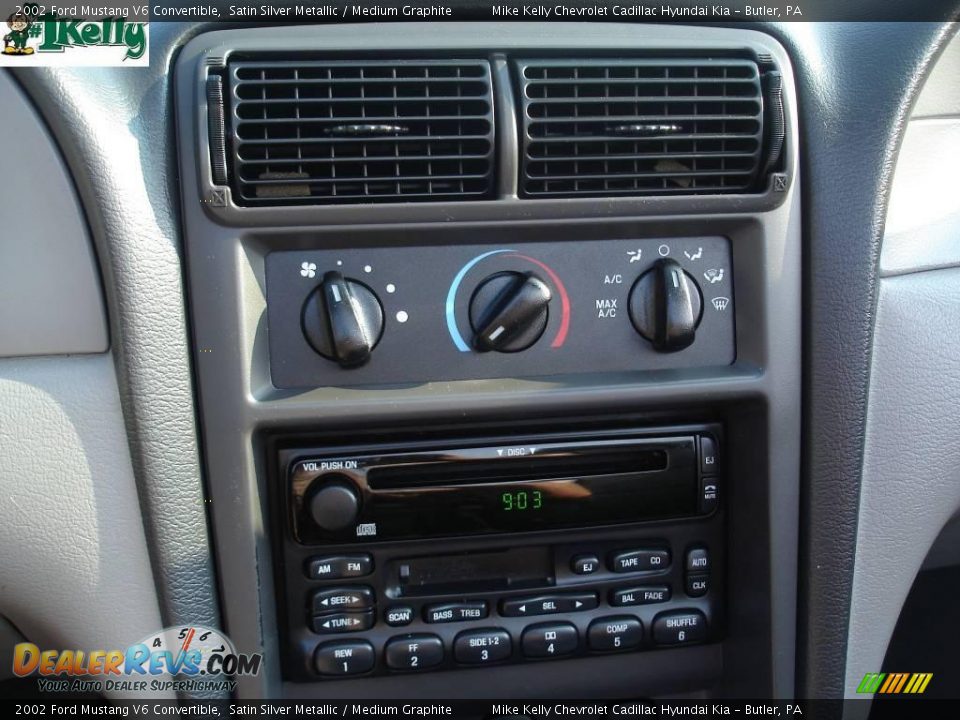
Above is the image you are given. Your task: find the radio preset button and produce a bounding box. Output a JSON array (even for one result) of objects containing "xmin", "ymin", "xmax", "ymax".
[
  {"xmin": 384, "ymin": 634, "xmax": 444, "ymax": 671},
  {"xmin": 454, "ymin": 628, "xmax": 512, "ymax": 665},
  {"xmin": 521, "ymin": 622, "xmax": 578, "ymax": 658},
  {"xmin": 587, "ymin": 616, "xmax": 644, "ymax": 652},
  {"xmin": 500, "ymin": 592, "xmax": 598, "ymax": 617},
  {"xmin": 571, "ymin": 554, "xmax": 600, "ymax": 575},
  {"xmin": 311, "ymin": 586, "xmax": 374, "ymax": 614},
  {"xmin": 385, "ymin": 606, "xmax": 415, "ymax": 627},
  {"xmin": 310, "ymin": 610, "xmax": 374, "ymax": 634},
  {"xmin": 686, "ymin": 574, "xmax": 710, "ymax": 597},
  {"xmin": 424, "ymin": 601, "xmax": 488, "ymax": 624},
  {"xmin": 306, "ymin": 554, "xmax": 373, "ymax": 580},
  {"xmin": 652, "ymin": 610, "xmax": 708, "ymax": 646},
  {"xmin": 610, "ymin": 585, "xmax": 672, "ymax": 606},
  {"xmin": 609, "ymin": 549, "xmax": 671, "ymax": 573},
  {"xmin": 314, "ymin": 640, "xmax": 376, "ymax": 676}
]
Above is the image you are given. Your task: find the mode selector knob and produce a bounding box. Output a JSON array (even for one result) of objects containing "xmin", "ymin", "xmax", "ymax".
[
  {"xmin": 309, "ymin": 475, "xmax": 361, "ymax": 532},
  {"xmin": 302, "ymin": 271, "xmax": 384, "ymax": 368},
  {"xmin": 469, "ymin": 271, "xmax": 552, "ymax": 352},
  {"xmin": 629, "ymin": 258, "xmax": 703, "ymax": 352}
]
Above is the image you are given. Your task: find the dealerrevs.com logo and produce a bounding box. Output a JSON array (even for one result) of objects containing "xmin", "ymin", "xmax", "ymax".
[
  {"xmin": 12, "ymin": 626, "xmax": 261, "ymax": 694},
  {"xmin": 1, "ymin": 3, "xmax": 148, "ymax": 66}
]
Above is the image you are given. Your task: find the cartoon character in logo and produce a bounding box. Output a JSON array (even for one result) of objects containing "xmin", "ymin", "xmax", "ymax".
[{"xmin": 3, "ymin": 11, "xmax": 35, "ymax": 55}]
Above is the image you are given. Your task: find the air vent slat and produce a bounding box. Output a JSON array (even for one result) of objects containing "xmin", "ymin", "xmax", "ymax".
[
  {"xmin": 516, "ymin": 58, "xmax": 765, "ymax": 198},
  {"xmin": 229, "ymin": 59, "xmax": 495, "ymax": 206}
]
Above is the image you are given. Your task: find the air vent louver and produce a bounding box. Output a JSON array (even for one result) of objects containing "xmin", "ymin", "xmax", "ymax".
[
  {"xmin": 228, "ymin": 59, "xmax": 495, "ymax": 206},
  {"xmin": 515, "ymin": 59, "xmax": 765, "ymax": 198}
]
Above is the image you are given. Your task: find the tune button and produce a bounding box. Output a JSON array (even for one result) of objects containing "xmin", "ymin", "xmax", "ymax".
[
  {"xmin": 454, "ymin": 628, "xmax": 512, "ymax": 665},
  {"xmin": 587, "ymin": 616, "xmax": 644, "ymax": 652},
  {"xmin": 314, "ymin": 640, "xmax": 376, "ymax": 677},
  {"xmin": 310, "ymin": 610, "xmax": 374, "ymax": 634},
  {"xmin": 521, "ymin": 622, "xmax": 578, "ymax": 658},
  {"xmin": 384, "ymin": 634, "xmax": 444, "ymax": 671}
]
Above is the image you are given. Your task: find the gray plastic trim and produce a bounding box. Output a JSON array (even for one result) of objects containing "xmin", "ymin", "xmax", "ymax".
[
  {"xmin": 178, "ymin": 22, "xmax": 801, "ymax": 699},
  {"xmin": 846, "ymin": 267, "xmax": 960, "ymax": 697},
  {"xmin": 0, "ymin": 354, "xmax": 172, "ymax": 700},
  {"xmin": 0, "ymin": 70, "xmax": 107, "ymax": 358}
]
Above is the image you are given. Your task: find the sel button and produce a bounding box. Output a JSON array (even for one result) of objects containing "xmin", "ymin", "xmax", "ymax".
[
  {"xmin": 314, "ymin": 640, "xmax": 375, "ymax": 676},
  {"xmin": 454, "ymin": 628, "xmax": 512, "ymax": 665},
  {"xmin": 587, "ymin": 616, "xmax": 643, "ymax": 652}
]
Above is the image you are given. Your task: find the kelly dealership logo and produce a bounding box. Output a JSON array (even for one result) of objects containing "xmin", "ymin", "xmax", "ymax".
[
  {"xmin": 12, "ymin": 626, "xmax": 261, "ymax": 693},
  {"xmin": 1, "ymin": 3, "xmax": 147, "ymax": 66}
]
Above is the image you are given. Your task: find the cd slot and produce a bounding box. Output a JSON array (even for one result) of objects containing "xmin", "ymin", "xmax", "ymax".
[{"xmin": 367, "ymin": 446, "xmax": 669, "ymax": 490}]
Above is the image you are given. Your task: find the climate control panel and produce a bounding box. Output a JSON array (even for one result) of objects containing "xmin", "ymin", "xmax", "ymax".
[{"xmin": 265, "ymin": 237, "xmax": 735, "ymax": 388}]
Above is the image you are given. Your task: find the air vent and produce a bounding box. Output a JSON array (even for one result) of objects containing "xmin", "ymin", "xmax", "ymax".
[
  {"xmin": 515, "ymin": 59, "xmax": 766, "ymax": 198},
  {"xmin": 227, "ymin": 59, "xmax": 495, "ymax": 206}
]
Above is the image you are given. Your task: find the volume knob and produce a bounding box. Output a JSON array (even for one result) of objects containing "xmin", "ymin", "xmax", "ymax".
[{"xmin": 309, "ymin": 475, "xmax": 361, "ymax": 532}]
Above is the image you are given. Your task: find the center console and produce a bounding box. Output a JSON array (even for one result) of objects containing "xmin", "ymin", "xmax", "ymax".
[{"xmin": 176, "ymin": 22, "xmax": 801, "ymax": 700}]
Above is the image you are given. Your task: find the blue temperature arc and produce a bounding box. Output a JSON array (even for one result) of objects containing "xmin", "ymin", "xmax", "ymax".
[{"xmin": 445, "ymin": 249, "xmax": 516, "ymax": 352}]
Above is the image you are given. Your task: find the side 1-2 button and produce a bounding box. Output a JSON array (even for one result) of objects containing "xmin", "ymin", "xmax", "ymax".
[{"xmin": 454, "ymin": 628, "xmax": 512, "ymax": 665}]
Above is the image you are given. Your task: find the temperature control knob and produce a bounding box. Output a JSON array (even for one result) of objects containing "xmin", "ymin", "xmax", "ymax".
[
  {"xmin": 309, "ymin": 475, "xmax": 361, "ymax": 532},
  {"xmin": 469, "ymin": 272, "xmax": 552, "ymax": 352},
  {"xmin": 629, "ymin": 258, "xmax": 703, "ymax": 352},
  {"xmin": 302, "ymin": 271, "xmax": 384, "ymax": 368}
]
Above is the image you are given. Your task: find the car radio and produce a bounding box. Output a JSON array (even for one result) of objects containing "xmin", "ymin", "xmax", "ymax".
[{"xmin": 272, "ymin": 425, "xmax": 724, "ymax": 681}]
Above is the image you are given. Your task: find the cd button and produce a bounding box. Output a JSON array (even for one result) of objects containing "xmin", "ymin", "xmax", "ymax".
[
  {"xmin": 314, "ymin": 640, "xmax": 375, "ymax": 676},
  {"xmin": 521, "ymin": 622, "xmax": 578, "ymax": 658},
  {"xmin": 610, "ymin": 585, "xmax": 671, "ymax": 606},
  {"xmin": 454, "ymin": 628, "xmax": 512, "ymax": 665},
  {"xmin": 385, "ymin": 606, "xmax": 414, "ymax": 627},
  {"xmin": 587, "ymin": 616, "xmax": 643, "ymax": 652},
  {"xmin": 609, "ymin": 549, "xmax": 671, "ymax": 573},
  {"xmin": 424, "ymin": 601, "xmax": 488, "ymax": 624},
  {"xmin": 500, "ymin": 592, "xmax": 597, "ymax": 617},
  {"xmin": 311, "ymin": 586, "xmax": 374, "ymax": 614},
  {"xmin": 310, "ymin": 610, "xmax": 374, "ymax": 634},
  {"xmin": 384, "ymin": 634, "xmax": 444, "ymax": 671}
]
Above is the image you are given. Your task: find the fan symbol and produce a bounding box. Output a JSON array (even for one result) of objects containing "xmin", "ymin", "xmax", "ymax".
[{"xmin": 300, "ymin": 262, "xmax": 317, "ymax": 278}]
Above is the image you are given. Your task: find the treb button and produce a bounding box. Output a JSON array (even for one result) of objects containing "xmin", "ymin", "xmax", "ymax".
[{"xmin": 424, "ymin": 601, "xmax": 488, "ymax": 624}]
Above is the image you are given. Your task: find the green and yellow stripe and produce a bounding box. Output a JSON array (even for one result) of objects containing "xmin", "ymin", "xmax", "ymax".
[{"xmin": 857, "ymin": 672, "xmax": 933, "ymax": 694}]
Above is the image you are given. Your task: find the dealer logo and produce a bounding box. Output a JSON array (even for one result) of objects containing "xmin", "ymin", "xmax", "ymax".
[{"xmin": 0, "ymin": 3, "xmax": 148, "ymax": 66}]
